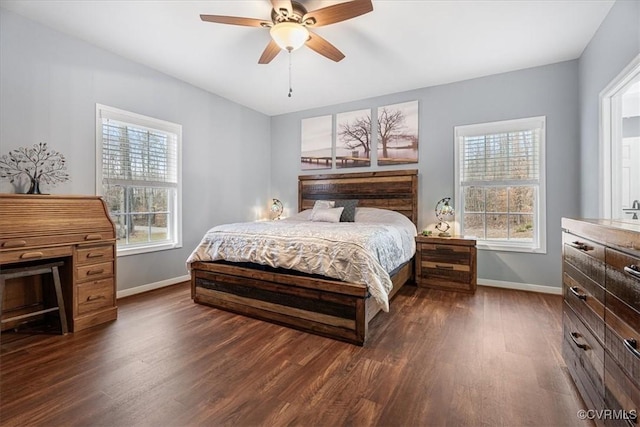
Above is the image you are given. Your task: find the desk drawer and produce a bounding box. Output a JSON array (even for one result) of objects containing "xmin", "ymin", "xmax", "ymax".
[
  {"xmin": 0, "ymin": 231, "xmax": 114, "ymax": 250},
  {"xmin": 0, "ymin": 246, "xmax": 72, "ymax": 265},
  {"xmin": 76, "ymin": 261, "xmax": 113, "ymax": 282},
  {"xmin": 76, "ymin": 244, "xmax": 114, "ymax": 265},
  {"xmin": 77, "ymin": 278, "xmax": 115, "ymax": 315}
]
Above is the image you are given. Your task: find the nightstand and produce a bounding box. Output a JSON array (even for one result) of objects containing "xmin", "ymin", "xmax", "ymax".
[{"xmin": 415, "ymin": 235, "xmax": 477, "ymax": 293}]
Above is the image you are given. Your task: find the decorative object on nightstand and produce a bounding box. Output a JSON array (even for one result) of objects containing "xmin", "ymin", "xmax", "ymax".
[
  {"xmin": 415, "ymin": 235, "xmax": 477, "ymax": 293},
  {"xmin": 0, "ymin": 142, "xmax": 69, "ymax": 194},
  {"xmin": 270, "ymin": 198, "xmax": 283, "ymax": 220},
  {"xmin": 435, "ymin": 197, "xmax": 454, "ymax": 237}
]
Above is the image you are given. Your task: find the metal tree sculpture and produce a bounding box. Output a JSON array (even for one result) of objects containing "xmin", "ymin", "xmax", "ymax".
[{"xmin": 0, "ymin": 142, "xmax": 69, "ymax": 194}]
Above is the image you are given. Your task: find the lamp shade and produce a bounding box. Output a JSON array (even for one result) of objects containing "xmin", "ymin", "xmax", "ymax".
[{"xmin": 270, "ymin": 22, "xmax": 309, "ymax": 51}]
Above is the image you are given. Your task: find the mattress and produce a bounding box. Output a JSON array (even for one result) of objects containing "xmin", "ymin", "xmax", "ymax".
[{"xmin": 186, "ymin": 207, "xmax": 417, "ymax": 311}]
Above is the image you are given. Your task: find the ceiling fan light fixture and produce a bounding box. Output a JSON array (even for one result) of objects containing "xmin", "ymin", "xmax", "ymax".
[{"xmin": 270, "ymin": 22, "xmax": 309, "ymax": 51}]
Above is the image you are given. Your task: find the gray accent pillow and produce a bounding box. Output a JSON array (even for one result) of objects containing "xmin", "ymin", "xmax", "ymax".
[{"xmin": 334, "ymin": 199, "xmax": 359, "ymax": 222}]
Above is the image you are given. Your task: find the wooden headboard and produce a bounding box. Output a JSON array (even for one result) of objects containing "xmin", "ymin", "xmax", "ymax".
[{"xmin": 298, "ymin": 169, "xmax": 418, "ymax": 225}]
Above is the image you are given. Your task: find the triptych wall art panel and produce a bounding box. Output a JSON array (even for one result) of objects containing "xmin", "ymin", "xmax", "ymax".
[
  {"xmin": 377, "ymin": 100, "xmax": 419, "ymax": 165},
  {"xmin": 300, "ymin": 101, "xmax": 418, "ymax": 170},
  {"xmin": 301, "ymin": 115, "xmax": 332, "ymax": 170},
  {"xmin": 336, "ymin": 109, "xmax": 371, "ymax": 168}
]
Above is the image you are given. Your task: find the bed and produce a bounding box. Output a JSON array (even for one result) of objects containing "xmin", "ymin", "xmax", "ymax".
[{"xmin": 188, "ymin": 169, "xmax": 418, "ymax": 345}]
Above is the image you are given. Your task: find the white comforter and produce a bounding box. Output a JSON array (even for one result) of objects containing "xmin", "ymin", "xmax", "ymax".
[{"xmin": 186, "ymin": 208, "xmax": 417, "ymax": 312}]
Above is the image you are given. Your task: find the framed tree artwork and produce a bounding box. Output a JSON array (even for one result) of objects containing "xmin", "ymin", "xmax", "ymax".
[
  {"xmin": 377, "ymin": 100, "xmax": 419, "ymax": 165},
  {"xmin": 336, "ymin": 109, "xmax": 371, "ymax": 168},
  {"xmin": 301, "ymin": 115, "xmax": 332, "ymax": 170}
]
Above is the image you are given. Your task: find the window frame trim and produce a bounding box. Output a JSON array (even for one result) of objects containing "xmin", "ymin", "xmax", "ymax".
[
  {"xmin": 95, "ymin": 104, "xmax": 183, "ymax": 257},
  {"xmin": 454, "ymin": 116, "xmax": 547, "ymax": 254}
]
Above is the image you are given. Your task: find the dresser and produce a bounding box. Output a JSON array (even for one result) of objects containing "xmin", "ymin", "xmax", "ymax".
[
  {"xmin": 415, "ymin": 235, "xmax": 477, "ymax": 293},
  {"xmin": 562, "ymin": 218, "xmax": 639, "ymax": 426},
  {"xmin": 0, "ymin": 194, "xmax": 117, "ymax": 332}
]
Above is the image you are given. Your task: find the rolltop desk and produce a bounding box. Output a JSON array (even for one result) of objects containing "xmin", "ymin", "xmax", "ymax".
[{"xmin": 0, "ymin": 194, "xmax": 117, "ymax": 332}]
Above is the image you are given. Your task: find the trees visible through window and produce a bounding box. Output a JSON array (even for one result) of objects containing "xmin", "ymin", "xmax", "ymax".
[
  {"xmin": 455, "ymin": 117, "xmax": 546, "ymax": 253},
  {"xmin": 96, "ymin": 105, "xmax": 182, "ymax": 256}
]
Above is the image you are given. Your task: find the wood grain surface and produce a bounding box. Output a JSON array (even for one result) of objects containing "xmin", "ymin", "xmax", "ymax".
[{"xmin": 1, "ymin": 282, "xmax": 592, "ymax": 427}]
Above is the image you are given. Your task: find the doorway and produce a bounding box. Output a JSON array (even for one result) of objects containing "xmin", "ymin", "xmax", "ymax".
[{"xmin": 600, "ymin": 54, "xmax": 640, "ymax": 220}]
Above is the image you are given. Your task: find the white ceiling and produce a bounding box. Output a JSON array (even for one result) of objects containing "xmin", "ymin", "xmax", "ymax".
[{"xmin": 0, "ymin": 0, "xmax": 615, "ymax": 116}]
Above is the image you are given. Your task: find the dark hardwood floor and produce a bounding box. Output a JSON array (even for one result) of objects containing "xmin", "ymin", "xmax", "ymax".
[{"xmin": 1, "ymin": 282, "xmax": 591, "ymax": 426}]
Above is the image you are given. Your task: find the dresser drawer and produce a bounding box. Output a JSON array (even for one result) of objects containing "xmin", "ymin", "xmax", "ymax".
[
  {"xmin": 564, "ymin": 303, "xmax": 605, "ymax": 412},
  {"xmin": 605, "ymin": 352, "xmax": 640, "ymax": 427},
  {"xmin": 564, "ymin": 232, "xmax": 606, "ymax": 262},
  {"xmin": 605, "ymin": 293, "xmax": 640, "ymax": 389},
  {"xmin": 605, "ymin": 248, "xmax": 640, "ymax": 311},
  {"xmin": 75, "ymin": 244, "xmax": 114, "ymax": 265},
  {"xmin": 564, "ymin": 262, "xmax": 605, "ymax": 343},
  {"xmin": 76, "ymin": 261, "xmax": 114, "ymax": 282},
  {"xmin": 0, "ymin": 245, "xmax": 72, "ymax": 265},
  {"xmin": 564, "ymin": 234, "xmax": 606, "ymax": 285},
  {"xmin": 77, "ymin": 278, "xmax": 115, "ymax": 315}
]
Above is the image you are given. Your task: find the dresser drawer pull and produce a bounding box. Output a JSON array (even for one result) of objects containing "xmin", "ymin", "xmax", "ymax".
[
  {"xmin": 86, "ymin": 252, "xmax": 105, "ymax": 259},
  {"xmin": 624, "ymin": 265, "xmax": 640, "ymax": 280},
  {"xmin": 570, "ymin": 332, "xmax": 588, "ymax": 350},
  {"xmin": 20, "ymin": 251, "xmax": 43, "ymax": 259},
  {"xmin": 435, "ymin": 264, "xmax": 455, "ymax": 270},
  {"xmin": 569, "ymin": 286, "xmax": 587, "ymax": 301},
  {"xmin": 84, "ymin": 234, "xmax": 103, "ymax": 241},
  {"xmin": 434, "ymin": 246, "xmax": 454, "ymax": 252},
  {"xmin": 623, "ymin": 338, "xmax": 640, "ymax": 359},
  {"xmin": 568, "ymin": 241, "xmax": 589, "ymax": 251},
  {"xmin": 86, "ymin": 268, "xmax": 105, "ymax": 276},
  {"xmin": 86, "ymin": 295, "xmax": 106, "ymax": 302},
  {"xmin": 2, "ymin": 240, "xmax": 27, "ymax": 248}
]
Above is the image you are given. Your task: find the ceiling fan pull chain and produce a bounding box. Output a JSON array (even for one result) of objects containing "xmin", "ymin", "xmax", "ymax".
[{"xmin": 288, "ymin": 50, "xmax": 293, "ymax": 98}]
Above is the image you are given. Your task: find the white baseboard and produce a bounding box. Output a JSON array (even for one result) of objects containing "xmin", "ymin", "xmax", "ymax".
[
  {"xmin": 115, "ymin": 275, "xmax": 561, "ymax": 298},
  {"xmin": 478, "ymin": 278, "xmax": 562, "ymax": 295},
  {"xmin": 117, "ymin": 274, "xmax": 190, "ymax": 299}
]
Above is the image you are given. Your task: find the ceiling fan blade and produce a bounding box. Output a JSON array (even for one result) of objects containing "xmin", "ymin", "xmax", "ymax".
[
  {"xmin": 271, "ymin": 0, "xmax": 293, "ymax": 17},
  {"xmin": 259, "ymin": 40, "xmax": 281, "ymax": 64},
  {"xmin": 200, "ymin": 14, "xmax": 270, "ymax": 27},
  {"xmin": 303, "ymin": 0, "xmax": 373, "ymax": 27},
  {"xmin": 306, "ymin": 31, "xmax": 345, "ymax": 62}
]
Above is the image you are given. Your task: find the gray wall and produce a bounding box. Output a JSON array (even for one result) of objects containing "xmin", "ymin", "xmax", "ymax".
[
  {"xmin": 271, "ymin": 60, "xmax": 580, "ymax": 289},
  {"xmin": 579, "ymin": 0, "xmax": 640, "ymax": 217},
  {"xmin": 0, "ymin": 9, "xmax": 272, "ymax": 291}
]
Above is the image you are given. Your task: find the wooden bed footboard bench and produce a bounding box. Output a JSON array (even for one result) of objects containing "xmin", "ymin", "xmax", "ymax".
[{"xmin": 191, "ymin": 259, "xmax": 413, "ymax": 346}]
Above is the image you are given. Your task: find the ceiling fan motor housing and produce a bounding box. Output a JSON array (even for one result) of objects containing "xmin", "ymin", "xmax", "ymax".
[{"xmin": 271, "ymin": 1, "xmax": 312, "ymax": 25}]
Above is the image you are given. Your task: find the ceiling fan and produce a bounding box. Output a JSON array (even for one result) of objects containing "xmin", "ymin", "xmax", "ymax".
[{"xmin": 200, "ymin": 0, "xmax": 374, "ymax": 64}]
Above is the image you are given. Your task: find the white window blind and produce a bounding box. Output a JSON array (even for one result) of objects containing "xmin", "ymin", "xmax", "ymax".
[
  {"xmin": 455, "ymin": 116, "xmax": 546, "ymax": 253},
  {"xmin": 96, "ymin": 104, "xmax": 182, "ymax": 256},
  {"xmin": 101, "ymin": 119, "xmax": 178, "ymax": 188},
  {"xmin": 461, "ymin": 129, "xmax": 540, "ymax": 184}
]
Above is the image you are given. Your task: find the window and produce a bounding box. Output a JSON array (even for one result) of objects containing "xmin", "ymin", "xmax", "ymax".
[
  {"xmin": 96, "ymin": 104, "xmax": 182, "ymax": 256},
  {"xmin": 454, "ymin": 116, "xmax": 546, "ymax": 253}
]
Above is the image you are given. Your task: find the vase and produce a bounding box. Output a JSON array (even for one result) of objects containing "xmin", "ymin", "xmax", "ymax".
[{"xmin": 27, "ymin": 178, "xmax": 41, "ymax": 194}]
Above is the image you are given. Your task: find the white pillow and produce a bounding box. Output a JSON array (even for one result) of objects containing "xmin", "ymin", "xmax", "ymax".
[
  {"xmin": 310, "ymin": 207, "xmax": 344, "ymax": 223},
  {"xmin": 312, "ymin": 200, "xmax": 335, "ymax": 209},
  {"xmin": 311, "ymin": 200, "xmax": 335, "ymax": 219}
]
